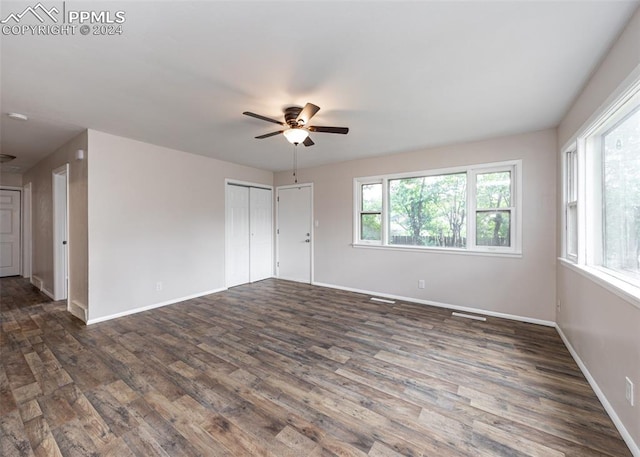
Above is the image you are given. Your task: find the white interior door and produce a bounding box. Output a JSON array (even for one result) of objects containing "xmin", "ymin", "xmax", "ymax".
[
  {"xmin": 277, "ymin": 185, "xmax": 312, "ymax": 283},
  {"xmin": 249, "ymin": 187, "xmax": 273, "ymax": 282},
  {"xmin": 53, "ymin": 165, "xmax": 69, "ymax": 301},
  {"xmin": 0, "ymin": 189, "xmax": 21, "ymax": 277},
  {"xmin": 226, "ymin": 184, "xmax": 250, "ymax": 288}
]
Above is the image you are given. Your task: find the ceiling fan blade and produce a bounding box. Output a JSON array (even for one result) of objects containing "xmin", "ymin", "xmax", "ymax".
[
  {"xmin": 303, "ymin": 136, "xmax": 315, "ymax": 147},
  {"xmin": 296, "ymin": 103, "xmax": 320, "ymax": 125},
  {"xmin": 255, "ymin": 130, "xmax": 284, "ymax": 139},
  {"xmin": 243, "ymin": 111, "xmax": 285, "ymax": 125},
  {"xmin": 308, "ymin": 126, "xmax": 349, "ymax": 134}
]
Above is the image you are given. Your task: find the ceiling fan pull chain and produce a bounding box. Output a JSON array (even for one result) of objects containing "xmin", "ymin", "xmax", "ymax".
[{"xmin": 293, "ymin": 144, "xmax": 298, "ymax": 184}]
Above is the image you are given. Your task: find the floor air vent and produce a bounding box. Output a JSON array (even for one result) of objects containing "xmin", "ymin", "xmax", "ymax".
[
  {"xmin": 370, "ymin": 297, "xmax": 396, "ymax": 304},
  {"xmin": 451, "ymin": 312, "xmax": 486, "ymax": 321}
]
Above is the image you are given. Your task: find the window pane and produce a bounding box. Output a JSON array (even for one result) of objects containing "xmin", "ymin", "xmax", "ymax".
[
  {"xmin": 567, "ymin": 203, "xmax": 577, "ymax": 257},
  {"xmin": 361, "ymin": 214, "xmax": 381, "ymax": 241},
  {"xmin": 602, "ymin": 106, "xmax": 640, "ymax": 282},
  {"xmin": 476, "ymin": 210, "xmax": 511, "ymax": 246},
  {"xmin": 362, "ymin": 183, "xmax": 382, "ymax": 212},
  {"xmin": 567, "ymin": 150, "xmax": 577, "ymax": 202},
  {"xmin": 389, "ymin": 173, "xmax": 466, "ymax": 247},
  {"xmin": 476, "ymin": 172, "xmax": 511, "ymax": 208}
]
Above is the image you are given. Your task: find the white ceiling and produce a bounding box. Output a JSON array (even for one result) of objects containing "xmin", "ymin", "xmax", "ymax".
[{"xmin": 1, "ymin": 1, "xmax": 638, "ymax": 173}]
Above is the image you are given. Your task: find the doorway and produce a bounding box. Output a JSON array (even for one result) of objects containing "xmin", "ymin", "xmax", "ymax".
[
  {"xmin": 0, "ymin": 189, "xmax": 22, "ymax": 277},
  {"xmin": 276, "ymin": 184, "xmax": 313, "ymax": 283},
  {"xmin": 53, "ymin": 165, "xmax": 69, "ymax": 302}
]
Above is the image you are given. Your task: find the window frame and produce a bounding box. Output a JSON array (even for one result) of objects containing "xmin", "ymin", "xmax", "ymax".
[
  {"xmin": 469, "ymin": 165, "xmax": 517, "ymax": 252},
  {"xmin": 353, "ymin": 160, "xmax": 522, "ymax": 255},
  {"xmin": 586, "ymin": 94, "xmax": 640, "ymax": 289},
  {"xmin": 356, "ymin": 180, "xmax": 384, "ymax": 244},
  {"xmin": 564, "ymin": 147, "xmax": 578, "ymax": 262},
  {"xmin": 560, "ymin": 76, "xmax": 640, "ymax": 306}
]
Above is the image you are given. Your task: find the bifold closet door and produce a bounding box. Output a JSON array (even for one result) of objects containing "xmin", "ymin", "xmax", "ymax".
[
  {"xmin": 249, "ymin": 187, "xmax": 273, "ymax": 282},
  {"xmin": 226, "ymin": 184, "xmax": 273, "ymax": 288},
  {"xmin": 226, "ymin": 185, "xmax": 250, "ymax": 288}
]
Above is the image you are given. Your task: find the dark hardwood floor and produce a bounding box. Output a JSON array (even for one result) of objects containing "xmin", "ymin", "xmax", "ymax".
[{"xmin": 0, "ymin": 276, "xmax": 631, "ymax": 456}]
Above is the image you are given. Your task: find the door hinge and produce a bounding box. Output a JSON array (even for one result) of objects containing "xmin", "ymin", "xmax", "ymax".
[
  {"xmin": 277, "ymin": 196, "xmax": 279, "ymax": 202},
  {"xmin": 277, "ymin": 261, "xmax": 279, "ymax": 267},
  {"xmin": 277, "ymin": 229, "xmax": 279, "ymax": 235}
]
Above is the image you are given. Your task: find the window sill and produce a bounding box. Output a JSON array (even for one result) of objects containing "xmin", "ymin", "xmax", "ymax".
[
  {"xmin": 558, "ymin": 258, "xmax": 640, "ymax": 310},
  {"xmin": 352, "ymin": 243, "xmax": 522, "ymax": 258}
]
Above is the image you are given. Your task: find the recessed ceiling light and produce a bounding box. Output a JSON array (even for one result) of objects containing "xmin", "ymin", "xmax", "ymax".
[{"xmin": 7, "ymin": 112, "xmax": 28, "ymax": 121}]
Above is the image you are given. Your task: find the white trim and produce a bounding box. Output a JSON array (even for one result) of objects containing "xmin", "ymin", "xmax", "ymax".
[
  {"xmin": 86, "ymin": 287, "xmax": 226, "ymax": 325},
  {"xmin": 31, "ymin": 275, "xmax": 43, "ymax": 290},
  {"xmin": 352, "ymin": 243, "xmax": 523, "ymax": 258},
  {"xmin": 556, "ymin": 325, "xmax": 639, "ymax": 457},
  {"xmin": 559, "ymin": 258, "xmax": 640, "ymax": 310},
  {"xmin": 52, "ymin": 164, "xmax": 69, "ymax": 304},
  {"xmin": 224, "ymin": 178, "xmax": 273, "ymax": 191},
  {"xmin": 69, "ymin": 300, "xmax": 87, "ymax": 322},
  {"xmin": 30, "ymin": 274, "xmax": 55, "ymax": 300},
  {"xmin": 22, "ymin": 182, "xmax": 32, "ymax": 279},
  {"xmin": 312, "ymin": 281, "xmax": 555, "ymax": 327},
  {"xmin": 41, "ymin": 287, "xmax": 54, "ymax": 300}
]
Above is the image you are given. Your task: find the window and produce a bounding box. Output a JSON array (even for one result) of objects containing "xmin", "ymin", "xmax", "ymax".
[
  {"xmin": 388, "ymin": 173, "xmax": 466, "ymax": 248},
  {"xmin": 473, "ymin": 170, "xmax": 514, "ymax": 248},
  {"xmin": 565, "ymin": 148, "xmax": 578, "ymax": 260},
  {"xmin": 359, "ymin": 182, "xmax": 382, "ymax": 242},
  {"xmin": 563, "ymin": 82, "xmax": 640, "ymax": 291},
  {"xmin": 600, "ymin": 105, "xmax": 640, "ymax": 284},
  {"xmin": 354, "ymin": 161, "xmax": 521, "ymax": 254}
]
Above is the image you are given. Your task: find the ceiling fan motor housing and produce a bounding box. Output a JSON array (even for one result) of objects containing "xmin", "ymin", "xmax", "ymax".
[{"xmin": 284, "ymin": 106, "xmax": 303, "ymax": 127}]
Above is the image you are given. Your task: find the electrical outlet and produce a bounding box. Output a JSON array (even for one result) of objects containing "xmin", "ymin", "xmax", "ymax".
[
  {"xmin": 418, "ymin": 280, "xmax": 425, "ymax": 289},
  {"xmin": 625, "ymin": 377, "xmax": 634, "ymax": 406},
  {"xmin": 156, "ymin": 281, "xmax": 163, "ymax": 292}
]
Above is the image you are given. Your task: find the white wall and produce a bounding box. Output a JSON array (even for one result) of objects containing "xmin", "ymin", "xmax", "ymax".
[
  {"xmin": 556, "ymin": 7, "xmax": 640, "ymax": 453},
  {"xmin": 87, "ymin": 130, "xmax": 272, "ymax": 322},
  {"xmin": 0, "ymin": 172, "xmax": 23, "ymax": 187},
  {"xmin": 22, "ymin": 131, "xmax": 88, "ymax": 308},
  {"xmin": 275, "ymin": 129, "xmax": 557, "ymax": 323}
]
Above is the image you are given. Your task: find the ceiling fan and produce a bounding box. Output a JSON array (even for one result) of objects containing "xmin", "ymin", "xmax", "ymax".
[{"xmin": 243, "ymin": 103, "xmax": 348, "ymax": 147}]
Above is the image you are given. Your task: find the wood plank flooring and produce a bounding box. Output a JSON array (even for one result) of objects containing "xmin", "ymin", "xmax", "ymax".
[{"xmin": 0, "ymin": 276, "xmax": 631, "ymax": 456}]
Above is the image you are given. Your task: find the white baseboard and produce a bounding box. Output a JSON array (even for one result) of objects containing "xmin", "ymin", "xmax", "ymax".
[
  {"xmin": 86, "ymin": 287, "xmax": 227, "ymax": 325},
  {"xmin": 31, "ymin": 275, "xmax": 43, "ymax": 290},
  {"xmin": 68, "ymin": 300, "xmax": 87, "ymax": 323},
  {"xmin": 41, "ymin": 288, "xmax": 54, "ymax": 299},
  {"xmin": 555, "ymin": 325, "xmax": 639, "ymax": 457},
  {"xmin": 30, "ymin": 275, "xmax": 54, "ymax": 299},
  {"xmin": 312, "ymin": 281, "xmax": 555, "ymax": 327}
]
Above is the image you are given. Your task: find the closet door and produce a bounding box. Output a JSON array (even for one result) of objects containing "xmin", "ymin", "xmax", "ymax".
[
  {"xmin": 249, "ymin": 187, "xmax": 273, "ymax": 282},
  {"xmin": 226, "ymin": 185, "xmax": 250, "ymax": 287}
]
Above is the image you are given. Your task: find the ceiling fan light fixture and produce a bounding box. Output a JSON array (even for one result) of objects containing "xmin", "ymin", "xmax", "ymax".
[
  {"xmin": 283, "ymin": 128, "xmax": 309, "ymax": 145},
  {"xmin": 7, "ymin": 112, "xmax": 28, "ymax": 121}
]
